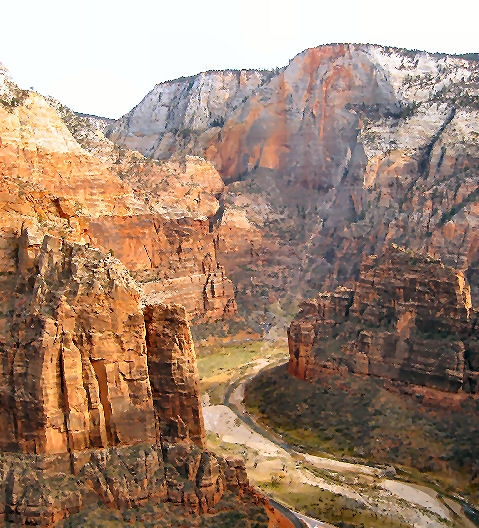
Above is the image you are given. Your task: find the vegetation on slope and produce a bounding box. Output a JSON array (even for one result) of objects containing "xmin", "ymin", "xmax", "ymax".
[
  {"xmin": 58, "ymin": 491, "xmax": 268, "ymax": 527},
  {"xmin": 245, "ymin": 364, "xmax": 479, "ymax": 505}
]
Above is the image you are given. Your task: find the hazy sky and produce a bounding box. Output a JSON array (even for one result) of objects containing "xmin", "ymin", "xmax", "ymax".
[{"xmin": 1, "ymin": 0, "xmax": 478, "ymax": 118}]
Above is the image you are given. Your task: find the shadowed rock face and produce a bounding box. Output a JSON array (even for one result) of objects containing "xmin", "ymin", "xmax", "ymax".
[
  {"xmin": 144, "ymin": 303, "xmax": 205, "ymax": 448},
  {"xmin": 288, "ymin": 246, "xmax": 479, "ymax": 393}
]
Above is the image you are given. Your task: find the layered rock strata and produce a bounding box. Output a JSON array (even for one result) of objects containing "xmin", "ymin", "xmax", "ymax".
[
  {"xmin": 144, "ymin": 303, "xmax": 205, "ymax": 447},
  {"xmin": 288, "ymin": 246, "xmax": 479, "ymax": 393},
  {"xmin": 0, "ymin": 234, "xmax": 248, "ymax": 525},
  {"xmin": 107, "ymin": 69, "xmax": 272, "ymax": 159},
  {"xmin": 2, "ymin": 234, "xmax": 155, "ymax": 455}
]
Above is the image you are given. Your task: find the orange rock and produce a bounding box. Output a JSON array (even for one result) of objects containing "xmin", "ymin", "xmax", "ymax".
[
  {"xmin": 0, "ymin": 75, "xmax": 236, "ymax": 322},
  {"xmin": 144, "ymin": 303, "xmax": 205, "ymax": 447},
  {"xmin": 2, "ymin": 234, "xmax": 156, "ymax": 454}
]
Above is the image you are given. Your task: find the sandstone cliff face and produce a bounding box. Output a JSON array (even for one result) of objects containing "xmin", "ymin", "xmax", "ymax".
[
  {"xmin": 288, "ymin": 287, "xmax": 354, "ymax": 381},
  {"xmin": 0, "ymin": 234, "xmax": 248, "ymax": 525},
  {"xmin": 144, "ymin": 304, "xmax": 205, "ymax": 447},
  {"xmin": 107, "ymin": 44, "xmax": 479, "ymax": 319},
  {"xmin": 288, "ymin": 246, "xmax": 479, "ymax": 393},
  {"xmin": 0, "ymin": 66, "xmax": 236, "ymax": 322},
  {"xmin": 0, "ymin": 66, "xmax": 250, "ymax": 526},
  {"xmin": 107, "ymin": 69, "xmax": 272, "ymax": 159},
  {"xmin": 2, "ymin": 234, "xmax": 155, "ymax": 455}
]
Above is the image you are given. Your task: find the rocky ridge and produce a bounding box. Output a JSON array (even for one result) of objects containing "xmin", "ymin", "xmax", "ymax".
[
  {"xmin": 288, "ymin": 245, "xmax": 479, "ymax": 393},
  {"xmin": 107, "ymin": 43, "xmax": 479, "ymax": 323},
  {"xmin": 107, "ymin": 69, "xmax": 274, "ymax": 160},
  {"xmin": 0, "ymin": 65, "xmax": 259, "ymax": 526}
]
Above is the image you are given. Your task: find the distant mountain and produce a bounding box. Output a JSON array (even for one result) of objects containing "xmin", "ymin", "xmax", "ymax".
[{"xmin": 107, "ymin": 44, "xmax": 479, "ymax": 326}]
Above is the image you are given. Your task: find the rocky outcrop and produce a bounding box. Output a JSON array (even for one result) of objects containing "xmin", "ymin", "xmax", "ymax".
[
  {"xmin": 288, "ymin": 287, "xmax": 354, "ymax": 380},
  {"xmin": 288, "ymin": 246, "xmax": 479, "ymax": 393},
  {"xmin": 0, "ymin": 234, "xmax": 249, "ymax": 525},
  {"xmin": 144, "ymin": 303, "xmax": 205, "ymax": 447},
  {"xmin": 107, "ymin": 69, "xmax": 272, "ymax": 159},
  {"xmin": 1, "ymin": 234, "xmax": 156, "ymax": 455},
  {"xmin": 0, "ymin": 443, "xmax": 252, "ymax": 526}
]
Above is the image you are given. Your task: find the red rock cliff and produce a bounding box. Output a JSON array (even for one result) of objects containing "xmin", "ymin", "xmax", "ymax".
[
  {"xmin": 0, "ymin": 68, "xmax": 236, "ymax": 323},
  {"xmin": 0, "ymin": 66, "xmax": 249, "ymax": 527},
  {"xmin": 2, "ymin": 234, "xmax": 156, "ymax": 455},
  {"xmin": 108, "ymin": 44, "xmax": 479, "ymax": 319},
  {"xmin": 144, "ymin": 303, "xmax": 205, "ymax": 447},
  {"xmin": 0, "ymin": 234, "xmax": 248, "ymax": 525},
  {"xmin": 288, "ymin": 246, "xmax": 479, "ymax": 393}
]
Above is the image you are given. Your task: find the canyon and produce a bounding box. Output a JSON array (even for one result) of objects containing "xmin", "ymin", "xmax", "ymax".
[
  {"xmin": 0, "ymin": 66, "xmax": 266, "ymax": 526},
  {"xmin": 108, "ymin": 44, "xmax": 479, "ymax": 324},
  {"xmin": 1, "ymin": 40, "xmax": 479, "ymax": 526}
]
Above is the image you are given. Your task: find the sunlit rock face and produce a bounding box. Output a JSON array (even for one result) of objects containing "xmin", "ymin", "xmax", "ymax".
[
  {"xmin": 288, "ymin": 245, "xmax": 479, "ymax": 393},
  {"xmin": 0, "ymin": 233, "xmax": 249, "ymax": 525},
  {"xmin": 0, "ymin": 66, "xmax": 236, "ymax": 322},
  {"xmin": 0, "ymin": 66, "xmax": 249, "ymax": 526},
  {"xmin": 1, "ymin": 234, "xmax": 156, "ymax": 454},
  {"xmin": 107, "ymin": 69, "xmax": 272, "ymax": 159}
]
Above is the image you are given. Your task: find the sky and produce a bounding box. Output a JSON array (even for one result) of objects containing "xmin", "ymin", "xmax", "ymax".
[{"xmin": 1, "ymin": 0, "xmax": 478, "ymax": 118}]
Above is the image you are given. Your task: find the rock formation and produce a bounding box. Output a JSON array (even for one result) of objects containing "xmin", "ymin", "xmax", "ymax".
[
  {"xmin": 144, "ymin": 303, "xmax": 205, "ymax": 447},
  {"xmin": 0, "ymin": 233, "xmax": 249, "ymax": 525},
  {"xmin": 107, "ymin": 69, "xmax": 272, "ymax": 160},
  {"xmin": 288, "ymin": 245, "xmax": 479, "ymax": 393},
  {"xmin": 3, "ymin": 233, "xmax": 156, "ymax": 455},
  {"xmin": 108, "ymin": 44, "xmax": 479, "ymax": 321}
]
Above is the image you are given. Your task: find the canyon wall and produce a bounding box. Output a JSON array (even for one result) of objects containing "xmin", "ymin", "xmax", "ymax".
[
  {"xmin": 0, "ymin": 65, "xmax": 252, "ymax": 526},
  {"xmin": 107, "ymin": 69, "xmax": 272, "ymax": 159},
  {"xmin": 108, "ymin": 44, "xmax": 479, "ymax": 320},
  {"xmin": 0, "ymin": 232, "xmax": 248, "ymax": 526},
  {"xmin": 288, "ymin": 245, "xmax": 479, "ymax": 393}
]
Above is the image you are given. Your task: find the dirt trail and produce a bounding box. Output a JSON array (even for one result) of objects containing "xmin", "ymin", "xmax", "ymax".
[{"xmin": 202, "ymin": 358, "xmax": 471, "ymax": 527}]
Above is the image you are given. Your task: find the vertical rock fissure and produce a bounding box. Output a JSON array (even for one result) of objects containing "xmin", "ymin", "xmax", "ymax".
[
  {"xmin": 417, "ymin": 106, "xmax": 456, "ymax": 178},
  {"xmin": 91, "ymin": 359, "xmax": 114, "ymax": 446},
  {"xmin": 59, "ymin": 347, "xmax": 75, "ymax": 473},
  {"xmin": 9, "ymin": 345, "xmax": 19, "ymax": 448}
]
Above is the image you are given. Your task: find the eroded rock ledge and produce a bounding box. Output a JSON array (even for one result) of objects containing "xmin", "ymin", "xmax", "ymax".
[
  {"xmin": 288, "ymin": 245, "xmax": 479, "ymax": 393},
  {"xmin": 0, "ymin": 234, "xmax": 248, "ymax": 526}
]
